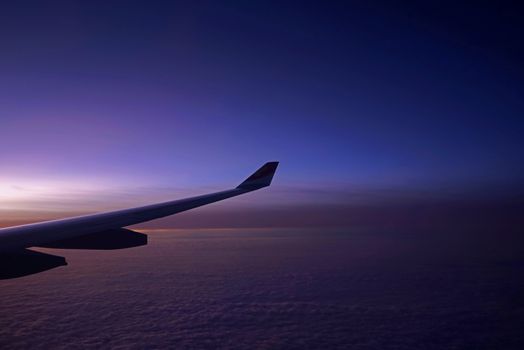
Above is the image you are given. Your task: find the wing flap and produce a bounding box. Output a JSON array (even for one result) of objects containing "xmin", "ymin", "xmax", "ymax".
[
  {"xmin": 0, "ymin": 249, "xmax": 67, "ymax": 280},
  {"xmin": 38, "ymin": 228, "xmax": 147, "ymax": 250}
]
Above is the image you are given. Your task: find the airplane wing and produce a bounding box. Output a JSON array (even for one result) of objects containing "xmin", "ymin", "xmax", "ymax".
[{"xmin": 0, "ymin": 162, "xmax": 278, "ymax": 279}]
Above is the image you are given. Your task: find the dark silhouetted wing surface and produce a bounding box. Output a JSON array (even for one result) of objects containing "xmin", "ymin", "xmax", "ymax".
[{"xmin": 0, "ymin": 162, "xmax": 279, "ymax": 253}]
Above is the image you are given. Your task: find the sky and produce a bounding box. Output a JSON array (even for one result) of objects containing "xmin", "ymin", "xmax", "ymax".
[{"xmin": 0, "ymin": 1, "xmax": 523, "ymax": 228}]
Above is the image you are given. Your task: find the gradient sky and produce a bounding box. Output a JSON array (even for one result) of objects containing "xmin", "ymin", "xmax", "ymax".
[{"xmin": 0, "ymin": 1, "xmax": 523, "ymax": 227}]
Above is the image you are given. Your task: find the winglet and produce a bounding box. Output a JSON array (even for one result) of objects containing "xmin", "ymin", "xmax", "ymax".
[{"xmin": 237, "ymin": 162, "xmax": 279, "ymax": 190}]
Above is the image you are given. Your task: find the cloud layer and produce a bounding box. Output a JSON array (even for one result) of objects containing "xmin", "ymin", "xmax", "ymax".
[{"xmin": 1, "ymin": 228, "xmax": 523, "ymax": 349}]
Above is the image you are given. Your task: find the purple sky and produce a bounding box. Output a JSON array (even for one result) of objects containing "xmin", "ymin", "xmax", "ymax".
[{"xmin": 1, "ymin": 1, "xmax": 523, "ymax": 227}]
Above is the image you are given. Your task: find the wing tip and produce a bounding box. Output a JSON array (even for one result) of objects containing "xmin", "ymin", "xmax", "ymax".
[{"xmin": 237, "ymin": 161, "xmax": 279, "ymax": 190}]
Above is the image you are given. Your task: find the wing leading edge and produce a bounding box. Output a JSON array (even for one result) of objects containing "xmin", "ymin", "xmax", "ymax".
[{"xmin": 0, "ymin": 162, "xmax": 278, "ymax": 278}]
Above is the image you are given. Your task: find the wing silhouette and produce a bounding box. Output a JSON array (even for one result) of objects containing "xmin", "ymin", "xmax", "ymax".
[{"xmin": 0, "ymin": 162, "xmax": 278, "ymax": 279}]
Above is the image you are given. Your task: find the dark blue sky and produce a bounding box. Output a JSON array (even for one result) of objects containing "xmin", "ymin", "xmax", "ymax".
[{"xmin": 0, "ymin": 1, "xmax": 523, "ymax": 217}]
